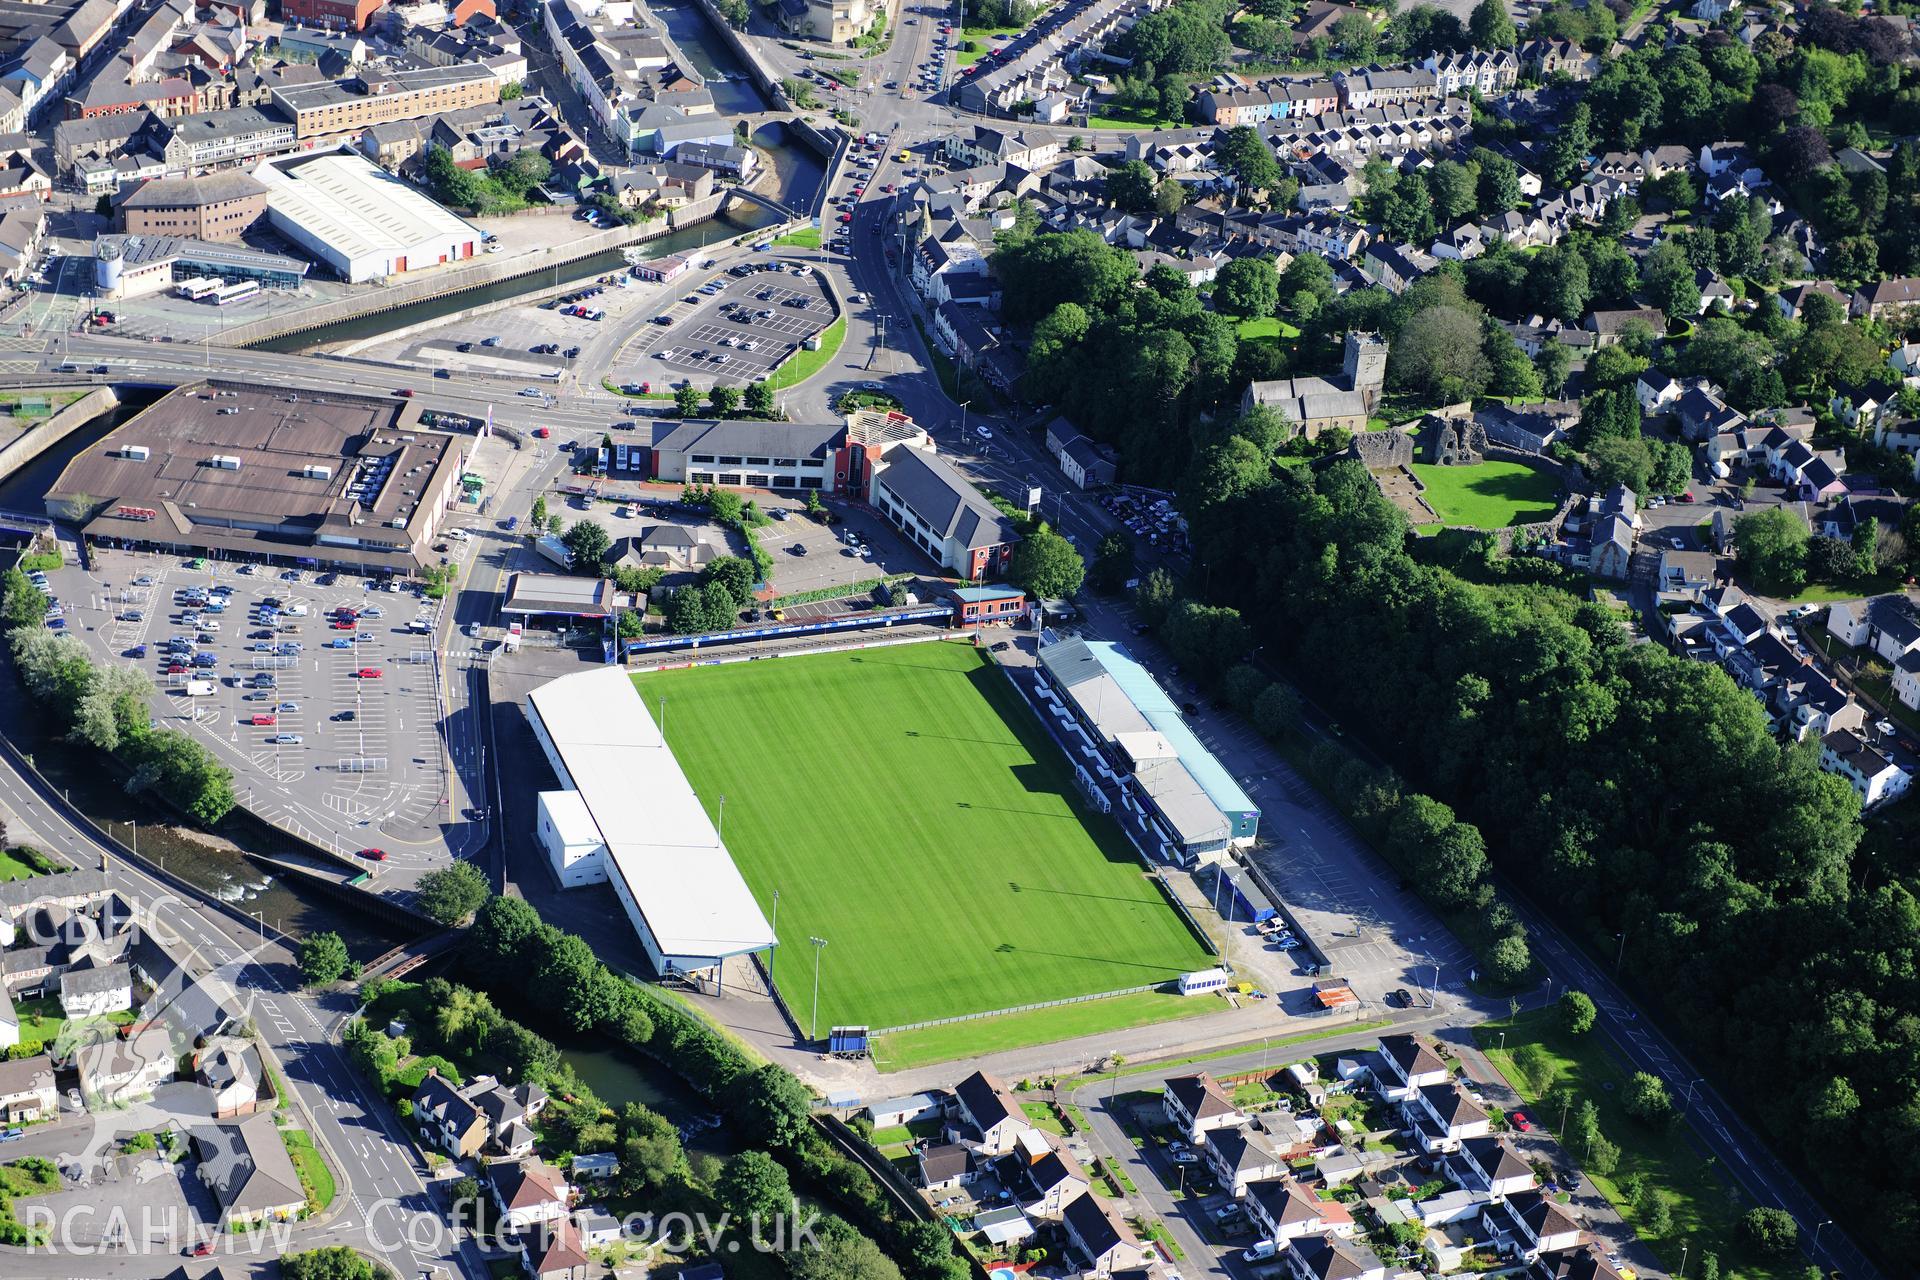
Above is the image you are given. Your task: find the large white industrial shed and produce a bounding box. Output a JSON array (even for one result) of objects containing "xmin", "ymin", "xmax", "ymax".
[
  {"xmin": 526, "ymin": 665, "xmax": 775, "ymax": 976},
  {"xmin": 255, "ymin": 151, "xmax": 482, "ymax": 284}
]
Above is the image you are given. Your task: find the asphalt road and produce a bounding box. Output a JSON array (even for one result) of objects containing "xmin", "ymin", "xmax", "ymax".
[{"xmin": 0, "ymin": 744, "xmax": 485, "ymax": 1279}]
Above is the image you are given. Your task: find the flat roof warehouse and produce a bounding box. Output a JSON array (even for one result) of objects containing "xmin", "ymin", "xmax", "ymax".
[
  {"xmin": 526, "ymin": 666, "xmax": 774, "ymax": 975},
  {"xmin": 45, "ymin": 380, "xmax": 467, "ymax": 572}
]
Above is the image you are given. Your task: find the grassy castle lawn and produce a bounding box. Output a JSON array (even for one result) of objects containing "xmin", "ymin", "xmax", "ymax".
[
  {"xmin": 635, "ymin": 642, "xmax": 1213, "ymax": 1041},
  {"xmin": 1411, "ymin": 460, "xmax": 1561, "ymax": 529}
]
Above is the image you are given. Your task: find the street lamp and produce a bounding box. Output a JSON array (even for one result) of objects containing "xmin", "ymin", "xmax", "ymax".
[
  {"xmin": 1614, "ymin": 929, "xmax": 1627, "ymax": 974},
  {"xmin": 1681, "ymin": 1076, "xmax": 1705, "ymax": 1113},
  {"xmin": 1813, "ymin": 1219, "xmax": 1833, "ymax": 1256},
  {"xmin": 249, "ymin": 910, "xmax": 265, "ymax": 942},
  {"xmin": 1427, "ymin": 958, "xmax": 1441, "ymax": 1009},
  {"xmin": 809, "ymin": 936, "xmax": 828, "ymax": 1042}
]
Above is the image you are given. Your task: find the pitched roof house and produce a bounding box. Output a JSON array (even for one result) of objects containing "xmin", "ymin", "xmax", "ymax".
[
  {"xmin": 1163, "ymin": 1072, "xmax": 1245, "ymax": 1143},
  {"xmin": 1062, "ymin": 1191, "xmax": 1151, "ymax": 1276},
  {"xmin": 192, "ymin": 1113, "xmax": 306, "ymax": 1225},
  {"xmin": 950, "ymin": 1070, "xmax": 1032, "ymax": 1155}
]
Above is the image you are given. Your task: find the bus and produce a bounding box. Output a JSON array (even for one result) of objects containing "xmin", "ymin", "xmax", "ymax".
[
  {"xmin": 207, "ymin": 280, "xmax": 259, "ymax": 306},
  {"xmin": 176, "ymin": 277, "xmax": 219, "ymax": 300}
]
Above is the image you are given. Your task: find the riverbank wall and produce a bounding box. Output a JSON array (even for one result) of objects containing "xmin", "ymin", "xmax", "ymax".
[
  {"xmin": 219, "ymin": 200, "xmax": 752, "ymax": 349},
  {"xmin": 0, "ymin": 386, "xmax": 120, "ymax": 486}
]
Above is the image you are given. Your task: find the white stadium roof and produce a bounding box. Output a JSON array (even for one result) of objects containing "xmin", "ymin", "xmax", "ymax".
[{"xmin": 527, "ymin": 666, "xmax": 773, "ymax": 964}]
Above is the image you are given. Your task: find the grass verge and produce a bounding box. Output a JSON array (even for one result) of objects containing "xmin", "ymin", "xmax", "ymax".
[
  {"xmin": 773, "ymin": 226, "xmax": 822, "ymax": 250},
  {"xmin": 1107, "ymin": 1017, "xmax": 1393, "ymax": 1078},
  {"xmin": 280, "ymin": 1128, "xmax": 336, "ymax": 1215},
  {"xmin": 766, "ymin": 316, "xmax": 845, "ymax": 391},
  {"xmin": 1472, "ymin": 1009, "xmax": 1786, "ymax": 1280},
  {"xmin": 872, "ymin": 989, "xmax": 1222, "ymax": 1072}
]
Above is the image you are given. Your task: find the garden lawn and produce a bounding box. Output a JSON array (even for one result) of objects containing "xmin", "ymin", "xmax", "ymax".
[
  {"xmin": 956, "ymin": 26, "xmax": 1021, "ymax": 65},
  {"xmin": 636, "ymin": 643, "xmax": 1213, "ymax": 1039},
  {"xmin": 773, "ymin": 226, "xmax": 821, "ymax": 250},
  {"xmin": 1233, "ymin": 316, "xmax": 1300, "ymax": 344},
  {"xmin": 0, "ymin": 847, "xmax": 46, "ymax": 881},
  {"xmin": 766, "ymin": 316, "xmax": 845, "ymax": 391},
  {"xmin": 1089, "ymin": 103, "xmax": 1182, "ymax": 128},
  {"xmin": 1411, "ymin": 461, "xmax": 1560, "ymax": 528},
  {"xmin": 1474, "ymin": 1011, "xmax": 1788, "ymax": 1280}
]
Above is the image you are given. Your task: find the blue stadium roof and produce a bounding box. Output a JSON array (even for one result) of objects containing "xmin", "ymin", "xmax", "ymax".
[{"xmin": 1043, "ymin": 637, "xmax": 1259, "ymax": 821}]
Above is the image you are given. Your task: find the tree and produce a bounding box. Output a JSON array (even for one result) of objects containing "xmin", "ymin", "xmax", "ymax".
[
  {"xmin": 1332, "ymin": 9, "xmax": 1377, "ymax": 57},
  {"xmin": 702, "ymin": 555, "xmax": 757, "ymax": 605},
  {"xmin": 1468, "ymin": 0, "xmax": 1516, "ymax": 47},
  {"xmin": 281, "ymin": 1248, "xmax": 386, "ymax": 1280},
  {"xmin": 1474, "ymin": 150, "xmax": 1523, "ymax": 215},
  {"xmin": 1739, "ymin": 1207, "xmax": 1800, "ymax": 1258},
  {"xmin": 530, "ymin": 495, "xmax": 548, "ymax": 529},
  {"xmin": 1623, "ymin": 1071, "xmax": 1673, "ymax": 1125},
  {"xmin": 0, "ymin": 567, "xmax": 46, "ymax": 632},
  {"xmin": 708, "ymin": 385, "xmax": 742, "ymax": 417},
  {"xmin": 1214, "ymin": 256, "xmax": 1279, "ymax": 320},
  {"xmin": 1482, "ymin": 931, "xmax": 1532, "ymax": 984},
  {"xmin": 468, "ymin": 894, "xmax": 543, "ymax": 985},
  {"xmin": 745, "ymin": 380, "xmax": 776, "ymax": 418},
  {"xmin": 1089, "ymin": 530, "xmax": 1136, "ymax": 593},
  {"xmin": 786, "ymin": 1215, "xmax": 904, "ymax": 1280},
  {"xmin": 1163, "ymin": 601, "xmax": 1251, "ymax": 674},
  {"xmin": 620, "ymin": 1103, "xmax": 688, "ymax": 1195},
  {"xmin": 1534, "ymin": 342, "xmax": 1575, "ymax": 397},
  {"xmin": 1009, "ymin": 524, "xmax": 1086, "ymax": 600},
  {"xmin": 1734, "ymin": 506, "xmax": 1809, "ymax": 595},
  {"xmin": 1252, "ymin": 683, "xmax": 1301, "ymax": 739},
  {"xmin": 1559, "ymin": 989, "xmax": 1597, "ymax": 1034},
  {"xmin": 1102, "ymin": 160, "xmax": 1159, "ymax": 213},
  {"xmin": 1807, "ymin": 535, "xmax": 1856, "ymax": 583},
  {"xmin": 1389, "ymin": 305, "xmax": 1490, "ymax": 402},
  {"xmin": 1280, "ymin": 252, "xmax": 1335, "ymax": 314},
  {"xmin": 415, "ymin": 863, "xmax": 490, "ymax": 925},
  {"xmin": 531, "ymin": 929, "xmax": 626, "ymax": 1033},
  {"xmin": 1642, "ymin": 240, "xmax": 1701, "ymax": 319},
  {"xmin": 739, "ymin": 1063, "xmax": 813, "ymax": 1149},
  {"xmin": 715, "ymin": 1150, "xmax": 792, "ymax": 1226},
  {"xmin": 674, "ymin": 383, "xmax": 704, "ymax": 418},
  {"xmin": 299, "ymin": 931, "xmax": 354, "ymax": 986},
  {"xmin": 562, "ymin": 520, "xmax": 612, "ymax": 575},
  {"xmin": 1215, "ymin": 125, "xmax": 1283, "ymax": 197}
]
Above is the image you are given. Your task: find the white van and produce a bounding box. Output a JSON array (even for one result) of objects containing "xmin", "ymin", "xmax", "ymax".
[{"xmin": 285, "ymin": 602, "xmax": 308, "ymax": 617}]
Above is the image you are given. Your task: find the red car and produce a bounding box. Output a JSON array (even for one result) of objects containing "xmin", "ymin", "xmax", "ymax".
[
  {"xmin": 533, "ymin": 427, "xmax": 552, "ymax": 438},
  {"xmin": 356, "ymin": 667, "xmax": 383, "ymax": 678},
  {"xmin": 166, "ymin": 663, "xmax": 185, "ymax": 674},
  {"xmin": 251, "ymin": 714, "xmax": 276, "ymax": 726},
  {"xmin": 357, "ymin": 847, "xmax": 388, "ymax": 861},
  {"xmin": 1511, "ymin": 1111, "xmax": 1533, "ymax": 1132},
  {"xmin": 838, "ymin": 213, "xmax": 853, "ymax": 223},
  {"xmin": 1679, "ymin": 491, "xmax": 1696, "ymax": 503},
  {"xmin": 332, "ymin": 620, "xmax": 356, "ymax": 630},
  {"xmin": 185, "ymin": 1241, "xmax": 214, "ymax": 1258},
  {"xmin": 334, "ymin": 607, "xmax": 358, "ymax": 619},
  {"xmin": 394, "ymin": 388, "xmax": 414, "ymax": 398}
]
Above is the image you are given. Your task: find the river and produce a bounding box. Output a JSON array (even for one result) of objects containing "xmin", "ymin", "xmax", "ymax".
[{"xmin": 251, "ymin": 206, "xmax": 782, "ymax": 355}]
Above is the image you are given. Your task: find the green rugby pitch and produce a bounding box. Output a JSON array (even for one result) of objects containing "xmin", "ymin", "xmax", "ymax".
[{"xmin": 634, "ymin": 642, "xmax": 1213, "ymax": 1038}]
